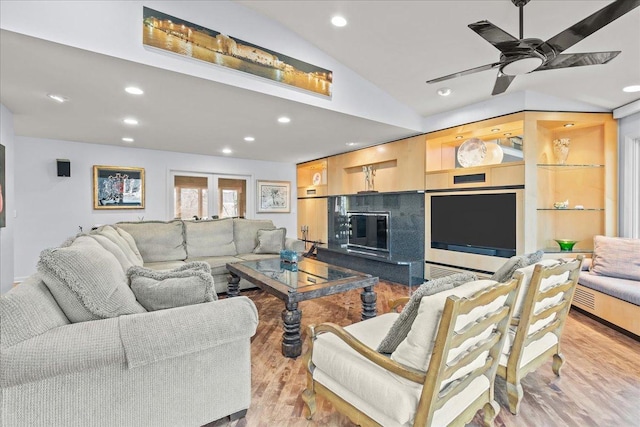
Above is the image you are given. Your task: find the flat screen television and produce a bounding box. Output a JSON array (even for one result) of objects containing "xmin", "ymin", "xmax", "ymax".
[
  {"xmin": 431, "ymin": 193, "xmax": 516, "ymax": 258},
  {"xmin": 347, "ymin": 211, "xmax": 389, "ymax": 254}
]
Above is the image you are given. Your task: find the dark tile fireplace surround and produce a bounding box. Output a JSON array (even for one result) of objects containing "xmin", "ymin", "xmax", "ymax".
[{"xmin": 316, "ymin": 191, "xmax": 425, "ymax": 286}]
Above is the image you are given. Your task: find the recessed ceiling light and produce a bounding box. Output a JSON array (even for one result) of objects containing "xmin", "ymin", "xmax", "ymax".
[
  {"xmin": 491, "ymin": 128, "xmax": 500, "ymax": 132},
  {"xmin": 47, "ymin": 94, "xmax": 68, "ymax": 103},
  {"xmin": 125, "ymin": 86, "xmax": 144, "ymax": 95},
  {"xmin": 331, "ymin": 16, "xmax": 347, "ymax": 27},
  {"xmin": 437, "ymin": 88, "xmax": 452, "ymax": 97},
  {"xmin": 346, "ymin": 142, "xmax": 359, "ymax": 146},
  {"xmin": 122, "ymin": 137, "xmax": 134, "ymax": 143},
  {"xmin": 244, "ymin": 136, "xmax": 255, "ymax": 142},
  {"xmin": 504, "ymin": 132, "xmax": 512, "ymax": 136},
  {"xmin": 123, "ymin": 118, "xmax": 139, "ymax": 125},
  {"xmin": 222, "ymin": 148, "xmax": 232, "ymax": 154},
  {"xmin": 623, "ymin": 85, "xmax": 640, "ymax": 93},
  {"xmin": 564, "ymin": 123, "xmax": 574, "ymax": 128},
  {"xmin": 277, "ymin": 116, "xmax": 291, "ymax": 124},
  {"xmin": 455, "ymin": 136, "xmax": 464, "ymax": 140}
]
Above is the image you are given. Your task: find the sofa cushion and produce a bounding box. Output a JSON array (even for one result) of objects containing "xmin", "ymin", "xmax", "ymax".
[
  {"xmin": 377, "ymin": 272, "xmax": 476, "ymax": 354},
  {"xmin": 391, "ymin": 279, "xmax": 501, "ymax": 371},
  {"xmin": 94, "ymin": 225, "xmax": 143, "ymax": 268},
  {"xmin": 187, "ymin": 255, "xmax": 245, "ymax": 276},
  {"xmin": 490, "ymin": 250, "xmax": 544, "ymax": 283},
  {"xmin": 127, "ymin": 262, "xmax": 216, "ymax": 311},
  {"xmin": 117, "ymin": 220, "xmax": 187, "ymax": 263},
  {"xmin": 115, "ymin": 226, "xmax": 144, "ymax": 264},
  {"xmin": 37, "ymin": 236, "xmax": 146, "ymax": 323},
  {"xmin": 0, "ymin": 275, "xmax": 70, "ymax": 349},
  {"xmin": 233, "ymin": 218, "xmax": 275, "ymax": 254},
  {"xmin": 591, "ymin": 235, "xmax": 640, "ymax": 281},
  {"xmin": 253, "ymin": 228, "xmax": 286, "ymax": 254},
  {"xmin": 143, "ymin": 260, "xmax": 188, "ymax": 271},
  {"xmin": 578, "ymin": 271, "xmax": 640, "ymax": 306},
  {"xmin": 88, "ymin": 234, "xmax": 135, "ymax": 273},
  {"xmin": 184, "ymin": 219, "xmax": 237, "ymax": 258}
]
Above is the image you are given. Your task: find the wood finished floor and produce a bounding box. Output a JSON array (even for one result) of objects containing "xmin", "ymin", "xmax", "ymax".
[{"xmin": 212, "ymin": 281, "xmax": 640, "ymax": 427}]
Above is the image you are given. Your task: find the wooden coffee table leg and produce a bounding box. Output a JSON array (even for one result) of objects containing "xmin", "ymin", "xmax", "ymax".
[
  {"xmin": 361, "ymin": 286, "xmax": 377, "ymax": 320},
  {"xmin": 281, "ymin": 301, "xmax": 302, "ymax": 358},
  {"xmin": 227, "ymin": 273, "xmax": 240, "ymax": 297}
]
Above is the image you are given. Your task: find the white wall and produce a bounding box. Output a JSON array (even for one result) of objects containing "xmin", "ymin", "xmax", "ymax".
[
  {"xmin": 13, "ymin": 137, "xmax": 297, "ymax": 281},
  {"xmin": 0, "ymin": 105, "xmax": 15, "ymax": 293}
]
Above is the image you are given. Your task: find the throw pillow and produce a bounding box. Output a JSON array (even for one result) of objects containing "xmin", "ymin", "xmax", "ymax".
[
  {"xmin": 253, "ymin": 228, "xmax": 286, "ymax": 254},
  {"xmin": 377, "ymin": 272, "xmax": 477, "ymax": 354},
  {"xmin": 391, "ymin": 279, "xmax": 502, "ymax": 372},
  {"xmin": 591, "ymin": 235, "xmax": 640, "ymax": 281},
  {"xmin": 37, "ymin": 236, "xmax": 146, "ymax": 323},
  {"xmin": 127, "ymin": 261, "xmax": 216, "ymax": 311},
  {"xmin": 490, "ymin": 250, "xmax": 544, "ymax": 283}
]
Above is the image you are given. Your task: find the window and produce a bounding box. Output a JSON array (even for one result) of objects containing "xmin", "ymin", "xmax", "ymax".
[
  {"xmin": 174, "ymin": 175, "xmax": 208, "ymax": 219},
  {"xmin": 218, "ymin": 178, "xmax": 246, "ymax": 218}
]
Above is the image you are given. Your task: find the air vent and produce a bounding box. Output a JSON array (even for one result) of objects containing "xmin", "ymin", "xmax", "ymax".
[
  {"xmin": 426, "ymin": 265, "xmax": 461, "ymax": 280},
  {"xmin": 573, "ymin": 287, "xmax": 595, "ymax": 310}
]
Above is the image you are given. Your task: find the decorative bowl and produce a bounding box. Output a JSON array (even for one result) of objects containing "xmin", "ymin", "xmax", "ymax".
[
  {"xmin": 457, "ymin": 138, "xmax": 486, "ymax": 168},
  {"xmin": 555, "ymin": 239, "xmax": 578, "ymax": 251}
]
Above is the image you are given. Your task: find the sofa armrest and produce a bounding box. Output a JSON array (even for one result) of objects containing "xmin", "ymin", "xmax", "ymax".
[
  {"xmin": 119, "ymin": 296, "xmax": 258, "ymax": 368},
  {"xmin": 285, "ymin": 238, "xmax": 306, "ymax": 253},
  {"xmin": 1, "ymin": 317, "xmax": 125, "ymax": 387}
]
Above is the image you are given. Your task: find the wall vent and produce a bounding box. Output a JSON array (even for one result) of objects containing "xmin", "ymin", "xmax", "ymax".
[
  {"xmin": 573, "ymin": 287, "xmax": 595, "ymax": 310},
  {"xmin": 425, "ymin": 263, "xmax": 491, "ymax": 281}
]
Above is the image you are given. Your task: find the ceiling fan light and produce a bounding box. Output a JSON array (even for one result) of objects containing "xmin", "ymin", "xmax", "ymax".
[{"xmin": 501, "ymin": 57, "xmax": 544, "ymax": 76}]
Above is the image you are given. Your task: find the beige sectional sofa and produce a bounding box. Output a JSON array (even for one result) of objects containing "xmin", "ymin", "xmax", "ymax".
[
  {"xmin": 0, "ymin": 217, "xmax": 301, "ymax": 426},
  {"xmin": 117, "ymin": 218, "xmax": 305, "ymax": 294}
]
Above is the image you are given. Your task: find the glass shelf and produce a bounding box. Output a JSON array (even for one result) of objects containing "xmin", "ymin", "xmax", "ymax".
[
  {"xmin": 543, "ymin": 247, "xmax": 593, "ymax": 254},
  {"xmin": 537, "ymin": 163, "xmax": 604, "ymax": 170},
  {"xmin": 537, "ymin": 208, "xmax": 604, "ymax": 211}
]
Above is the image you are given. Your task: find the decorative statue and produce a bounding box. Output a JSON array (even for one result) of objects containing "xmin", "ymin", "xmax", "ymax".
[{"xmin": 362, "ymin": 165, "xmax": 377, "ymax": 192}]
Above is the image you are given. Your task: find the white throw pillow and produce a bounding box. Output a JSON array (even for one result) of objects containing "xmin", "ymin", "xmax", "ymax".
[{"xmin": 391, "ymin": 279, "xmax": 501, "ymax": 372}]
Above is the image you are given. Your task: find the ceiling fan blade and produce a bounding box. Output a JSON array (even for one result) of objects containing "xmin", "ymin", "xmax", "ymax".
[
  {"xmin": 492, "ymin": 72, "xmax": 516, "ymax": 95},
  {"xmin": 468, "ymin": 21, "xmax": 520, "ymax": 53},
  {"xmin": 545, "ymin": 0, "xmax": 640, "ymax": 54},
  {"xmin": 537, "ymin": 51, "xmax": 621, "ymax": 71},
  {"xmin": 426, "ymin": 62, "xmax": 501, "ymax": 84}
]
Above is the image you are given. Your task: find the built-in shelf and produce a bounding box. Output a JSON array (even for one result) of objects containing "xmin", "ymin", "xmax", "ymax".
[
  {"xmin": 543, "ymin": 247, "xmax": 594, "ymax": 254},
  {"xmin": 537, "ymin": 208, "xmax": 605, "ymax": 211},
  {"xmin": 536, "ymin": 163, "xmax": 604, "ymax": 170}
]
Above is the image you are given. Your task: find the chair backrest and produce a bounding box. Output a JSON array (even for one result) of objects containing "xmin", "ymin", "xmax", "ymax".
[
  {"xmin": 505, "ymin": 256, "xmax": 582, "ymax": 374},
  {"xmin": 414, "ymin": 276, "xmax": 520, "ymax": 426}
]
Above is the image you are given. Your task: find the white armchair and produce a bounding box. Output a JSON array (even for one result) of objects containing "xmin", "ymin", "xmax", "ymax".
[
  {"xmin": 497, "ymin": 256, "xmax": 583, "ymax": 414},
  {"xmin": 302, "ymin": 277, "xmax": 521, "ymax": 427}
]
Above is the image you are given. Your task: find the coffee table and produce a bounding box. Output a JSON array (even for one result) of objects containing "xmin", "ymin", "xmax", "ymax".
[{"xmin": 226, "ymin": 257, "xmax": 378, "ymax": 358}]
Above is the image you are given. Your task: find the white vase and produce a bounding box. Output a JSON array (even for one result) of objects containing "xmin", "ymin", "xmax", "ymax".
[{"xmin": 552, "ymin": 138, "xmax": 570, "ymax": 164}]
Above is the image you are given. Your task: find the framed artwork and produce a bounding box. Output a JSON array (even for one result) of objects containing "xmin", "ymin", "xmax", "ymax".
[
  {"xmin": 93, "ymin": 165, "xmax": 145, "ymax": 209},
  {"xmin": 142, "ymin": 7, "xmax": 332, "ymax": 97},
  {"xmin": 0, "ymin": 143, "xmax": 5, "ymax": 228},
  {"xmin": 257, "ymin": 180, "xmax": 290, "ymax": 213}
]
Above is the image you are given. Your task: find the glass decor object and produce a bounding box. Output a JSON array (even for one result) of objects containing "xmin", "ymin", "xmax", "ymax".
[
  {"xmin": 552, "ymin": 138, "xmax": 571, "ymax": 164},
  {"xmin": 555, "ymin": 239, "xmax": 578, "ymax": 251},
  {"xmin": 457, "ymin": 138, "xmax": 487, "ymax": 167}
]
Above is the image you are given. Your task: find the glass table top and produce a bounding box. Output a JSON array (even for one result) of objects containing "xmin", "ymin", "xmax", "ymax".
[{"xmin": 239, "ymin": 257, "xmax": 360, "ymax": 290}]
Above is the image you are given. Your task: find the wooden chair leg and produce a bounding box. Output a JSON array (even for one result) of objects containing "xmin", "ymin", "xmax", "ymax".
[
  {"xmin": 506, "ymin": 379, "xmax": 524, "ymax": 415},
  {"xmin": 552, "ymin": 353, "xmax": 565, "ymax": 376},
  {"xmin": 482, "ymin": 400, "xmax": 500, "ymax": 427},
  {"xmin": 302, "ymin": 388, "xmax": 317, "ymax": 420}
]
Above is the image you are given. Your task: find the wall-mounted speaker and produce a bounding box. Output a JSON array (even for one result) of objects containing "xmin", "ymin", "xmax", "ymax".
[{"xmin": 57, "ymin": 159, "xmax": 71, "ymax": 177}]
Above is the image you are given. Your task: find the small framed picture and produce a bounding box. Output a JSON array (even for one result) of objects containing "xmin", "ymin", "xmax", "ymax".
[
  {"xmin": 257, "ymin": 180, "xmax": 290, "ymax": 213},
  {"xmin": 93, "ymin": 165, "xmax": 145, "ymax": 209}
]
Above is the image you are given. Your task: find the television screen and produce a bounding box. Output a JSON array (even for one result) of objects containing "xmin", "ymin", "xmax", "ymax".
[
  {"xmin": 347, "ymin": 212, "xmax": 389, "ymax": 253},
  {"xmin": 431, "ymin": 193, "xmax": 516, "ymax": 257}
]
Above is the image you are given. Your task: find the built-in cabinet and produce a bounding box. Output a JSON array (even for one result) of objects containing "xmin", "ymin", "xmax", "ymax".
[
  {"xmin": 296, "ymin": 159, "xmax": 328, "ymax": 245},
  {"xmin": 526, "ymin": 112, "xmax": 617, "ymax": 253},
  {"xmin": 297, "ymin": 111, "xmax": 617, "ymax": 280}
]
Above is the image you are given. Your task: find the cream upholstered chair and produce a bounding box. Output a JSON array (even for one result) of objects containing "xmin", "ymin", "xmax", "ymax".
[
  {"xmin": 497, "ymin": 256, "xmax": 583, "ymax": 414},
  {"xmin": 302, "ymin": 277, "xmax": 520, "ymax": 427}
]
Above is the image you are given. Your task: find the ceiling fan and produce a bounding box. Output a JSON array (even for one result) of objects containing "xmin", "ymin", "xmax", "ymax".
[{"xmin": 427, "ymin": 0, "xmax": 640, "ymax": 95}]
